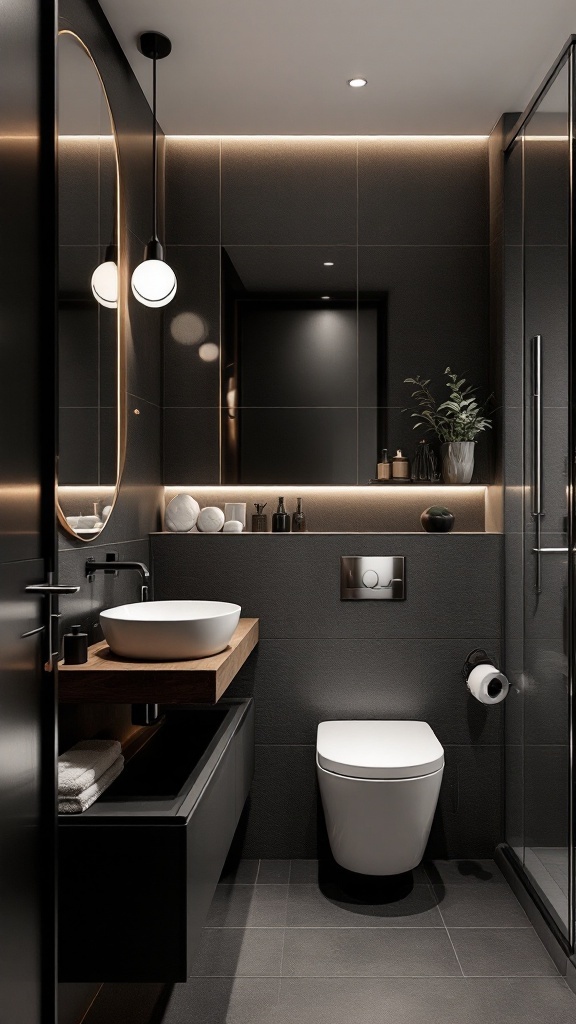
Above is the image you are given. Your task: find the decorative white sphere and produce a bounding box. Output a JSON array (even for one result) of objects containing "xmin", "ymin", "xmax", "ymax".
[
  {"xmin": 223, "ymin": 520, "xmax": 243, "ymax": 533},
  {"xmin": 197, "ymin": 506, "xmax": 225, "ymax": 533},
  {"xmin": 165, "ymin": 493, "xmax": 201, "ymax": 533},
  {"xmin": 131, "ymin": 259, "xmax": 177, "ymax": 307}
]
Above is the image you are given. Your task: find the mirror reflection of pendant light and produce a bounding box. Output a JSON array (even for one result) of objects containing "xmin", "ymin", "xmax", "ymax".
[
  {"xmin": 131, "ymin": 31, "xmax": 177, "ymax": 307},
  {"xmin": 91, "ymin": 244, "xmax": 118, "ymax": 308}
]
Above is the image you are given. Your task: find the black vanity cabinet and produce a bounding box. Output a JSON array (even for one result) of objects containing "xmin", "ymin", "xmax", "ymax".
[{"xmin": 58, "ymin": 699, "xmax": 254, "ymax": 982}]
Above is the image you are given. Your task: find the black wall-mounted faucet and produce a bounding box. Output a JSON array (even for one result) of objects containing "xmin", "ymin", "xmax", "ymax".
[{"xmin": 85, "ymin": 557, "xmax": 151, "ymax": 601}]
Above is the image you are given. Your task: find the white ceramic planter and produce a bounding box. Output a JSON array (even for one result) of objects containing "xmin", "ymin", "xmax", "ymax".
[{"xmin": 441, "ymin": 441, "xmax": 475, "ymax": 484}]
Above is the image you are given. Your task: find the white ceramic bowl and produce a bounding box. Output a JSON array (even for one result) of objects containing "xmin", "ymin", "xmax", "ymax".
[{"xmin": 100, "ymin": 600, "xmax": 241, "ymax": 661}]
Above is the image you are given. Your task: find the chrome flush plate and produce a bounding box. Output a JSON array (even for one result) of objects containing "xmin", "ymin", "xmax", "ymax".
[{"xmin": 340, "ymin": 556, "xmax": 406, "ymax": 600}]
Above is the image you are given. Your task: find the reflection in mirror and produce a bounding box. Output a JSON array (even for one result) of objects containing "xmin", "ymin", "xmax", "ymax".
[
  {"xmin": 221, "ymin": 246, "xmax": 386, "ymax": 484},
  {"xmin": 57, "ymin": 32, "xmax": 122, "ymax": 540}
]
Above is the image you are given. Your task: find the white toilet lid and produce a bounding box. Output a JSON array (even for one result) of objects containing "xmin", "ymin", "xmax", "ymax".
[{"xmin": 316, "ymin": 720, "xmax": 444, "ymax": 779}]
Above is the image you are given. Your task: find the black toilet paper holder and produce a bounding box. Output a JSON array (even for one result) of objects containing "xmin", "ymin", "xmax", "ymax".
[{"xmin": 462, "ymin": 648, "xmax": 499, "ymax": 684}]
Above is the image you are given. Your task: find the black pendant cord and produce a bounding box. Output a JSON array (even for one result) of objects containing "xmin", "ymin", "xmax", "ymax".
[
  {"xmin": 138, "ymin": 31, "xmax": 172, "ymax": 262},
  {"xmin": 152, "ymin": 50, "xmax": 158, "ymax": 243}
]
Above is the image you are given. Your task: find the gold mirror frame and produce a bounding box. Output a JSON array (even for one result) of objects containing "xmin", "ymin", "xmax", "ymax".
[{"xmin": 56, "ymin": 30, "xmax": 126, "ymax": 542}]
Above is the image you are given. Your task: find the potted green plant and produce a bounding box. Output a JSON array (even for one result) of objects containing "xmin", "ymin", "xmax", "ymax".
[{"xmin": 403, "ymin": 368, "xmax": 492, "ymax": 484}]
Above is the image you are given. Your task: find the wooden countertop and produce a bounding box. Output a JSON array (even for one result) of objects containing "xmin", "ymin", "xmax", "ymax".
[{"xmin": 58, "ymin": 618, "xmax": 259, "ymax": 705}]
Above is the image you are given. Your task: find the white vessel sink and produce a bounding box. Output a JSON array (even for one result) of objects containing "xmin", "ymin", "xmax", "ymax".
[{"xmin": 100, "ymin": 600, "xmax": 241, "ymax": 661}]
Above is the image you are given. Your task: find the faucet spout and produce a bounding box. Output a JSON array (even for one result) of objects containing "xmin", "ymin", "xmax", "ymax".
[{"xmin": 85, "ymin": 558, "xmax": 151, "ymax": 601}]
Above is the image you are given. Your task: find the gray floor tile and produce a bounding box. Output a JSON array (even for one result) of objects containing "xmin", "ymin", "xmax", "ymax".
[
  {"xmin": 433, "ymin": 883, "xmax": 530, "ymax": 927},
  {"xmin": 289, "ymin": 859, "xmax": 428, "ymax": 884},
  {"xmin": 206, "ymin": 884, "xmax": 288, "ymax": 927},
  {"xmin": 286, "ymin": 883, "xmax": 443, "ymax": 928},
  {"xmin": 275, "ymin": 977, "xmax": 549, "ymax": 1024},
  {"xmin": 497, "ymin": 979, "xmax": 576, "ymax": 1023},
  {"xmin": 449, "ymin": 927, "xmax": 559, "ymax": 977},
  {"xmin": 189, "ymin": 927, "xmax": 285, "ymax": 977},
  {"xmin": 161, "ymin": 978, "xmax": 280, "ymax": 1023},
  {"xmin": 219, "ymin": 859, "xmax": 260, "ymax": 884},
  {"xmin": 425, "ymin": 859, "xmax": 506, "ymax": 885},
  {"xmin": 258, "ymin": 860, "xmax": 291, "ymax": 884},
  {"xmin": 281, "ymin": 927, "xmax": 462, "ymax": 977},
  {"xmin": 289, "ymin": 860, "xmax": 319, "ymax": 883}
]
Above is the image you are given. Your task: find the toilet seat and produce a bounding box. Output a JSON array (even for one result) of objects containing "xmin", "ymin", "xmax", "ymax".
[{"xmin": 316, "ymin": 720, "xmax": 444, "ymax": 780}]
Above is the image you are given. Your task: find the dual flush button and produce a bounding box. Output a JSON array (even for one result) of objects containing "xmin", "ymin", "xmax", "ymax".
[{"xmin": 340, "ymin": 557, "xmax": 406, "ymax": 600}]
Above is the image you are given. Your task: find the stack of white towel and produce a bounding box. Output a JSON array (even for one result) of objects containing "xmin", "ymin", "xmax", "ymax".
[{"xmin": 58, "ymin": 739, "xmax": 124, "ymax": 814}]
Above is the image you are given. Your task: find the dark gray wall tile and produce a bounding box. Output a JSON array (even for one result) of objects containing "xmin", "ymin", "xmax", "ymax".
[
  {"xmin": 163, "ymin": 246, "xmax": 221, "ymax": 407},
  {"xmin": 221, "ymin": 138, "xmax": 357, "ymax": 245},
  {"xmin": 151, "ymin": 534, "xmax": 502, "ymax": 640},
  {"xmin": 229, "ymin": 638, "xmax": 502, "ymax": 746},
  {"xmin": 429, "ymin": 745, "xmax": 502, "ymax": 859},
  {"xmin": 58, "ymin": 139, "xmax": 98, "ymax": 245},
  {"xmin": 165, "ymin": 138, "xmax": 220, "ymax": 245},
  {"xmin": 163, "ymin": 407, "xmax": 220, "ymax": 484},
  {"xmin": 358, "ymin": 139, "xmax": 488, "ymax": 245},
  {"xmin": 241, "ymin": 745, "xmax": 318, "ymax": 858},
  {"xmin": 238, "ymin": 408, "xmax": 358, "ymax": 485},
  {"xmin": 359, "ymin": 246, "xmax": 490, "ymax": 408}
]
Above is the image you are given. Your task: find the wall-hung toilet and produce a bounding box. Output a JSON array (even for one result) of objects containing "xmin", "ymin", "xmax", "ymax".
[{"xmin": 317, "ymin": 720, "xmax": 444, "ymax": 875}]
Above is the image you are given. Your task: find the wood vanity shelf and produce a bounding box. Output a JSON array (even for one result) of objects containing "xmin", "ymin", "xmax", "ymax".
[{"xmin": 58, "ymin": 617, "xmax": 259, "ymax": 704}]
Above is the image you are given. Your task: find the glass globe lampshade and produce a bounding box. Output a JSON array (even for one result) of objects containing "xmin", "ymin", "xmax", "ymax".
[
  {"xmin": 91, "ymin": 260, "xmax": 118, "ymax": 308},
  {"xmin": 131, "ymin": 257, "xmax": 177, "ymax": 308}
]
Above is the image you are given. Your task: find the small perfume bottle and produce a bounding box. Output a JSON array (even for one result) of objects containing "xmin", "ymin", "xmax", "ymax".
[
  {"xmin": 252, "ymin": 503, "xmax": 268, "ymax": 532},
  {"xmin": 292, "ymin": 497, "xmax": 307, "ymax": 532},
  {"xmin": 377, "ymin": 449, "xmax": 391, "ymax": 480},
  {"xmin": 272, "ymin": 497, "xmax": 291, "ymax": 533}
]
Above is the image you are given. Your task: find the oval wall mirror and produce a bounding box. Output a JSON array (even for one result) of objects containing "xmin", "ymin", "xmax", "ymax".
[{"xmin": 56, "ymin": 30, "xmax": 124, "ymax": 541}]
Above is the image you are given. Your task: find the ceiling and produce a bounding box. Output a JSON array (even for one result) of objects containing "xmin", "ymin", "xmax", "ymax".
[{"xmin": 98, "ymin": 0, "xmax": 575, "ymax": 135}]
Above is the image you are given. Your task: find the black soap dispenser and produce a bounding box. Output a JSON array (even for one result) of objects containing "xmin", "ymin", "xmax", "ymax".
[
  {"xmin": 272, "ymin": 497, "xmax": 291, "ymax": 533},
  {"xmin": 63, "ymin": 624, "xmax": 88, "ymax": 665}
]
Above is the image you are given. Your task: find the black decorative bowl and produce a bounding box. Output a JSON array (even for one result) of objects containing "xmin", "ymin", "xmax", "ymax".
[{"xmin": 420, "ymin": 505, "xmax": 455, "ymax": 533}]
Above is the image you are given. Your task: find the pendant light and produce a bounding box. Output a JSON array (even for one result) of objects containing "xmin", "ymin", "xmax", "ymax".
[
  {"xmin": 131, "ymin": 31, "xmax": 177, "ymax": 307},
  {"xmin": 91, "ymin": 244, "xmax": 118, "ymax": 308}
]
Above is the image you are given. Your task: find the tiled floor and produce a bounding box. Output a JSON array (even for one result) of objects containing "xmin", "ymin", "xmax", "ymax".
[{"xmin": 153, "ymin": 858, "xmax": 576, "ymax": 1023}]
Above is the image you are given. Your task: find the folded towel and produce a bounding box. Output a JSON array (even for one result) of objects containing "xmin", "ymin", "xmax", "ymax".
[
  {"xmin": 58, "ymin": 739, "xmax": 122, "ymax": 796},
  {"xmin": 58, "ymin": 755, "xmax": 124, "ymax": 814}
]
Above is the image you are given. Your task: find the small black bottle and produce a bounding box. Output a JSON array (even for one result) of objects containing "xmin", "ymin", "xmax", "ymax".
[
  {"xmin": 292, "ymin": 497, "xmax": 306, "ymax": 532},
  {"xmin": 272, "ymin": 497, "xmax": 290, "ymax": 533},
  {"xmin": 63, "ymin": 624, "xmax": 88, "ymax": 665}
]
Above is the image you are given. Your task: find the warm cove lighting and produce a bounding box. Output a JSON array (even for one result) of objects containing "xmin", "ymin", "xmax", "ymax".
[{"xmin": 348, "ymin": 78, "xmax": 367, "ymax": 88}]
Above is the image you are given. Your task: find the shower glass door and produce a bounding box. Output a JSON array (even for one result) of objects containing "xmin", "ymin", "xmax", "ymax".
[{"xmin": 507, "ymin": 53, "xmax": 573, "ymax": 941}]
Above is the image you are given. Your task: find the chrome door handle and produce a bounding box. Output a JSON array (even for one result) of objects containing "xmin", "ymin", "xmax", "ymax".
[
  {"xmin": 25, "ymin": 583, "xmax": 80, "ymax": 595},
  {"xmin": 21, "ymin": 625, "xmax": 45, "ymax": 639}
]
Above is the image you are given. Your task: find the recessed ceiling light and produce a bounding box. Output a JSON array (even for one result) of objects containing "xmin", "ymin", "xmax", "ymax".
[
  {"xmin": 348, "ymin": 78, "xmax": 367, "ymax": 88},
  {"xmin": 323, "ymin": 261, "xmax": 334, "ymax": 266},
  {"xmin": 321, "ymin": 295, "xmax": 330, "ymax": 300}
]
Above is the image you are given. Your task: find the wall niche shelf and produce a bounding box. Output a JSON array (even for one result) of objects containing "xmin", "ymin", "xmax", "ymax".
[{"xmin": 58, "ymin": 618, "xmax": 259, "ymax": 704}]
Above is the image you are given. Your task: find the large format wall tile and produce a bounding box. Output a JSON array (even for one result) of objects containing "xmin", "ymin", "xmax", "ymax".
[
  {"xmin": 229, "ymin": 638, "xmax": 503, "ymax": 746},
  {"xmin": 221, "ymin": 138, "xmax": 358, "ymax": 245},
  {"xmin": 165, "ymin": 138, "xmax": 220, "ymax": 245},
  {"xmin": 151, "ymin": 534, "xmax": 502, "ymax": 640},
  {"xmin": 358, "ymin": 139, "xmax": 489, "ymax": 246}
]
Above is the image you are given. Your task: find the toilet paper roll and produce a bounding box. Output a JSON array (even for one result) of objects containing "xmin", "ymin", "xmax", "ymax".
[{"xmin": 467, "ymin": 664, "xmax": 509, "ymax": 704}]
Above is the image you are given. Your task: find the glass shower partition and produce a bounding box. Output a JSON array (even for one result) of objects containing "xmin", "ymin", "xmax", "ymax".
[{"xmin": 503, "ymin": 43, "xmax": 573, "ymax": 947}]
